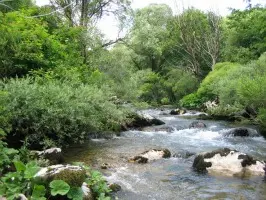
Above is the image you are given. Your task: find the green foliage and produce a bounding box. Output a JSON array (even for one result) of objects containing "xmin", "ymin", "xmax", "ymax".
[
  {"xmin": 2, "ymin": 77, "xmax": 128, "ymax": 148},
  {"xmin": 67, "ymin": 187, "xmax": 84, "ymax": 200},
  {"xmin": 180, "ymin": 93, "xmax": 204, "ymax": 109},
  {"xmin": 161, "ymin": 97, "xmax": 170, "ymax": 105},
  {"xmin": 0, "ymin": 160, "xmax": 45, "ymax": 200},
  {"xmin": 162, "ymin": 68, "xmax": 199, "ymax": 102},
  {"xmin": 31, "ymin": 185, "xmax": 46, "ymax": 200},
  {"xmin": 0, "ymin": 9, "xmax": 66, "ymax": 78},
  {"xmin": 207, "ymin": 104, "xmax": 243, "ymax": 117},
  {"xmin": 0, "ymin": 134, "xmax": 19, "ymax": 174},
  {"xmin": 0, "ymin": 0, "xmax": 33, "ymax": 13},
  {"xmin": 49, "ymin": 180, "xmax": 70, "ymax": 196},
  {"xmin": 86, "ymin": 170, "xmax": 111, "ymax": 198},
  {"xmin": 222, "ymin": 7, "xmax": 266, "ymax": 63},
  {"xmin": 139, "ymin": 72, "xmax": 165, "ymax": 104},
  {"xmin": 129, "ymin": 4, "xmax": 173, "ymax": 72},
  {"xmin": 197, "ymin": 62, "xmax": 241, "ymax": 98}
]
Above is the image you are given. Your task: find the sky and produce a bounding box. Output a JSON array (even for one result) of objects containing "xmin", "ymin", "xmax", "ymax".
[{"xmin": 35, "ymin": 0, "xmax": 265, "ymax": 40}]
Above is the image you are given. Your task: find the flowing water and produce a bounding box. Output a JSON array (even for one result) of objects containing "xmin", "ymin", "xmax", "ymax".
[{"xmin": 65, "ymin": 109, "xmax": 266, "ymax": 200}]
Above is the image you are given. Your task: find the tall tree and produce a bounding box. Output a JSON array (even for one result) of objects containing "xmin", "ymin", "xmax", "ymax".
[
  {"xmin": 49, "ymin": 0, "xmax": 130, "ymax": 27},
  {"xmin": 126, "ymin": 4, "xmax": 173, "ymax": 72},
  {"xmin": 173, "ymin": 8, "xmax": 222, "ymax": 77},
  {"xmin": 222, "ymin": 7, "xmax": 266, "ymax": 63},
  {"xmin": 0, "ymin": 0, "xmax": 33, "ymax": 13}
]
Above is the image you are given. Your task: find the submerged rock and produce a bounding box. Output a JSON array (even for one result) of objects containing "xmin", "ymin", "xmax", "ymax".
[
  {"xmin": 189, "ymin": 121, "xmax": 207, "ymax": 128},
  {"xmin": 101, "ymin": 163, "xmax": 110, "ymax": 169},
  {"xmin": 129, "ymin": 149, "xmax": 171, "ymax": 164},
  {"xmin": 193, "ymin": 148, "xmax": 265, "ymax": 176},
  {"xmin": 223, "ymin": 128, "xmax": 260, "ymax": 137},
  {"xmin": 141, "ymin": 125, "xmax": 175, "ymax": 133},
  {"xmin": 170, "ymin": 109, "xmax": 186, "ymax": 115},
  {"xmin": 173, "ymin": 150, "xmax": 195, "ymax": 159},
  {"xmin": 109, "ymin": 183, "xmax": 122, "ymax": 192}
]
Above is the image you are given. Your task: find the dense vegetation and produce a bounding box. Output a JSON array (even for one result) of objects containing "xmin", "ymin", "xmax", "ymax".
[{"xmin": 0, "ymin": 0, "xmax": 266, "ymax": 199}]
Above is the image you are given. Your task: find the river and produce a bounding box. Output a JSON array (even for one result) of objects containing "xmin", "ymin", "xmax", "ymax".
[{"xmin": 65, "ymin": 109, "xmax": 266, "ymax": 200}]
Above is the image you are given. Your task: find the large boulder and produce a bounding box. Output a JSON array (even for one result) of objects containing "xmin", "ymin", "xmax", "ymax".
[
  {"xmin": 35, "ymin": 164, "xmax": 86, "ymax": 184},
  {"xmin": 35, "ymin": 164, "xmax": 93, "ymax": 199},
  {"xmin": 189, "ymin": 121, "xmax": 207, "ymax": 129},
  {"xmin": 170, "ymin": 108, "xmax": 186, "ymax": 115},
  {"xmin": 193, "ymin": 148, "xmax": 265, "ymax": 176},
  {"xmin": 122, "ymin": 113, "xmax": 165, "ymax": 130},
  {"xmin": 223, "ymin": 128, "xmax": 260, "ymax": 137},
  {"xmin": 129, "ymin": 149, "xmax": 171, "ymax": 164}
]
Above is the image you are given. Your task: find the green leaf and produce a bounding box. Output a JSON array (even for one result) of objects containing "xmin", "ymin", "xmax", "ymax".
[
  {"xmin": 0, "ymin": 183, "xmax": 7, "ymax": 195},
  {"xmin": 31, "ymin": 184, "xmax": 46, "ymax": 200},
  {"xmin": 67, "ymin": 187, "xmax": 83, "ymax": 200},
  {"xmin": 24, "ymin": 161, "xmax": 40, "ymax": 179},
  {"xmin": 49, "ymin": 180, "xmax": 70, "ymax": 196},
  {"xmin": 14, "ymin": 161, "xmax": 26, "ymax": 172},
  {"xmin": 4, "ymin": 148, "xmax": 19, "ymax": 155}
]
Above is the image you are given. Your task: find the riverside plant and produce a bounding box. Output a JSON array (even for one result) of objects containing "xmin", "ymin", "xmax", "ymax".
[{"xmin": 0, "ymin": 141, "xmax": 112, "ymax": 200}]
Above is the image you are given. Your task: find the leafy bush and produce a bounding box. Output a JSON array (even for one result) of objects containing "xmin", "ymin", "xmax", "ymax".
[
  {"xmin": 179, "ymin": 93, "xmax": 204, "ymax": 109},
  {"xmin": 0, "ymin": 157, "xmax": 112, "ymax": 200},
  {"xmin": 139, "ymin": 68, "xmax": 199, "ymax": 105},
  {"xmin": 162, "ymin": 68, "xmax": 199, "ymax": 103},
  {"xmin": 0, "ymin": 10, "xmax": 66, "ymax": 78},
  {"xmin": 1, "ymin": 77, "xmax": 128, "ymax": 149},
  {"xmin": 207, "ymin": 104, "xmax": 243, "ymax": 117},
  {"xmin": 197, "ymin": 62, "xmax": 240, "ymax": 98},
  {"xmin": 0, "ymin": 138, "xmax": 19, "ymax": 175},
  {"xmin": 87, "ymin": 170, "xmax": 111, "ymax": 199},
  {"xmin": 139, "ymin": 72, "xmax": 166, "ymax": 104},
  {"xmin": 0, "ymin": 160, "xmax": 44, "ymax": 200},
  {"xmin": 236, "ymin": 53, "xmax": 266, "ymax": 110}
]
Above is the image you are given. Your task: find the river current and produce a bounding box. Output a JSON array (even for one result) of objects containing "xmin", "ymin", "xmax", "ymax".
[{"xmin": 65, "ymin": 109, "xmax": 266, "ymax": 200}]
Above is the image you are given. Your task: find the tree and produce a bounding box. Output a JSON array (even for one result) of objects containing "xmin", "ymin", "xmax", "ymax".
[
  {"xmin": 173, "ymin": 8, "xmax": 222, "ymax": 78},
  {"xmin": 126, "ymin": 4, "xmax": 173, "ymax": 72},
  {"xmin": 222, "ymin": 7, "xmax": 266, "ymax": 63},
  {"xmin": 0, "ymin": 0, "xmax": 33, "ymax": 13},
  {"xmin": 49, "ymin": 0, "xmax": 130, "ymax": 28}
]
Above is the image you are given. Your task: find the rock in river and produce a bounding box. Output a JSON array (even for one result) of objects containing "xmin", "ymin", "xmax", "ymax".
[
  {"xmin": 170, "ymin": 108, "xmax": 186, "ymax": 115},
  {"xmin": 223, "ymin": 127, "xmax": 260, "ymax": 137},
  {"xmin": 129, "ymin": 149, "xmax": 171, "ymax": 163},
  {"xmin": 31, "ymin": 147, "xmax": 64, "ymax": 165},
  {"xmin": 193, "ymin": 148, "xmax": 265, "ymax": 176},
  {"xmin": 122, "ymin": 113, "xmax": 165, "ymax": 130},
  {"xmin": 141, "ymin": 125, "xmax": 175, "ymax": 133},
  {"xmin": 189, "ymin": 121, "xmax": 207, "ymax": 129}
]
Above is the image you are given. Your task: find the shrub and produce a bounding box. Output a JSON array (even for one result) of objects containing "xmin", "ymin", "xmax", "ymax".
[
  {"xmin": 197, "ymin": 62, "xmax": 241, "ymax": 98},
  {"xmin": 236, "ymin": 53, "xmax": 266, "ymax": 110},
  {"xmin": 1, "ymin": 77, "xmax": 128, "ymax": 149},
  {"xmin": 162, "ymin": 68, "xmax": 199, "ymax": 103},
  {"xmin": 207, "ymin": 104, "xmax": 243, "ymax": 117},
  {"xmin": 179, "ymin": 93, "xmax": 204, "ymax": 109}
]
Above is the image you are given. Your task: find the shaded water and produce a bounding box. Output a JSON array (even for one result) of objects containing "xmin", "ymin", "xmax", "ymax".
[{"xmin": 65, "ymin": 109, "xmax": 266, "ymax": 200}]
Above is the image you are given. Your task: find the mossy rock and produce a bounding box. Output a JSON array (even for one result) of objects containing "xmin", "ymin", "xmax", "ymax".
[{"xmin": 53, "ymin": 169, "xmax": 86, "ymax": 187}]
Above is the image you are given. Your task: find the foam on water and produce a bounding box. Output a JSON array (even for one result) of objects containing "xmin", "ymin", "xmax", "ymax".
[
  {"xmin": 171, "ymin": 128, "xmax": 221, "ymax": 140},
  {"xmin": 105, "ymin": 166, "xmax": 147, "ymax": 192}
]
